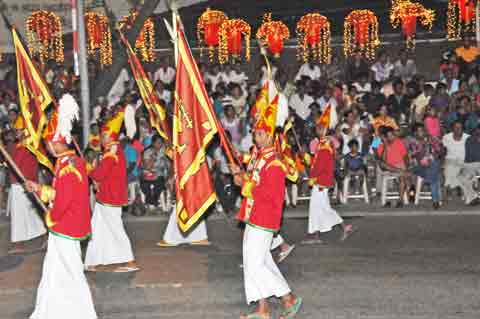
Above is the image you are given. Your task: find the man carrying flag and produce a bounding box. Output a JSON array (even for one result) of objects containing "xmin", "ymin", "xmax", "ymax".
[{"xmin": 302, "ymin": 105, "xmax": 355, "ymax": 244}]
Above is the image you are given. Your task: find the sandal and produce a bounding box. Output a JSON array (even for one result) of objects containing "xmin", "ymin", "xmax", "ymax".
[
  {"xmin": 239, "ymin": 313, "xmax": 271, "ymax": 319},
  {"xmin": 85, "ymin": 266, "xmax": 99, "ymax": 272},
  {"xmin": 277, "ymin": 244, "xmax": 295, "ymax": 263},
  {"xmin": 280, "ymin": 297, "xmax": 303, "ymax": 319},
  {"xmin": 340, "ymin": 225, "xmax": 356, "ymax": 242},
  {"xmin": 156, "ymin": 240, "xmax": 177, "ymax": 247},
  {"xmin": 112, "ymin": 266, "xmax": 140, "ymax": 273}
]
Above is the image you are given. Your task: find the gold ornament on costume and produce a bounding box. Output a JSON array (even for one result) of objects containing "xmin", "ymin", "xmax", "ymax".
[
  {"xmin": 390, "ymin": 0, "xmax": 435, "ymax": 50},
  {"xmin": 25, "ymin": 10, "xmax": 64, "ymax": 64},
  {"xmin": 197, "ymin": 8, "xmax": 228, "ymax": 62},
  {"xmin": 218, "ymin": 18, "xmax": 251, "ymax": 64},
  {"xmin": 85, "ymin": 12, "xmax": 112, "ymax": 67},
  {"xmin": 256, "ymin": 13, "xmax": 290, "ymax": 58},
  {"xmin": 296, "ymin": 13, "xmax": 331, "ymax": 63},
  {"xmin": 119, "ymin": 10, "xmax": 156, "ymax": 62},
  {"xmin": 447, "ymin": 0, "xmax": 477, "ymax": 40},
  {"xmin": 344, "ymin": 9, "xmax": 380, "ymax": 60}
]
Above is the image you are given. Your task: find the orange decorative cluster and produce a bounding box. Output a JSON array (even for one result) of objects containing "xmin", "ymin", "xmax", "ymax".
[
  {"xmin": 256, "ymin": 14, "xmax": 290, "ymax": 58},
  {"xmin": 447, "ymin": 0, "xmax": 477, "ymax": 40},
  {"xmin": 197, "ymin": 8, "xmax": 228, "ymax": 62},
  {"xmin": 296, "ymin": 13, "xmax": 331, "ymax": 63},
  {"xmin": 85, "ymin": 12, "xmax": 112, "ymax": 67},
  {"xmin": 218, "ymin": 19, "xmax": 251, "ymax": 64},
  {"xmin": 390, "ymin": 0, "xmax": 435, "ymax": 50},
  {"xmin": 344, "ymin": 9, "xmax": 380, "ymax": 60},
  {"xmin": 119, "ymin": 11, "xmax": 156, "ymax": 62},
  {"xmin": 26, "ymin": 10, "xmax": 64, "ymax": 64}
]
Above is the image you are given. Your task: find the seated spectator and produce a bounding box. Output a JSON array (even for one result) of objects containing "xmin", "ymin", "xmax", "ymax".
[
  {"xmin": 141, "ymin": 135, "xmax": 170, "ymax": 211},
  {"xmin": 223, "ymin": 83, "xmax": 247, "ymax": 119},
  {"xmin": 394, "ymin": 49, "xmax": 417, "ymax": 83},
  {"xmin": 440, "ymin": 51, "xmax": 460, "ymax": 81},
  {"xmin": 324, "ymin": 54, "xmax": 343, "ymax": 80},
  {"xmin": 225, "ymin": 64, "xmax": 248, "ymax": 88},
  {"xmin": 153, "ymin": 57, "xmax": 176, "ymax": 88},
  {"xmin": 344, "ymin": 85, "xmax": 359, "ymax": 109},
  {"xmin": 411, "ymin": 84, "xmax": 434, "ymax": 125},
  {"xmin": 409, "ymin": 124, "xmax": 444, "ymax": 209},
  {"xmin": 124, "ymin": 136, "xmax": 143, "ymax": 206},
  {"xmin": 352, "ymin": 72, "xmax": 372, "ymax": 97},
  {"xmin": 371, "ymin": 104, "xmax": 399, "ymax": 136},
  {"xmin": 343, "ymin": 139, "xmax": 366, "ymax": 174},
  {"xmin": 371, "ymin": 50, "xmax": 394, "ymax": 84},
  {"xmin": 221, "ymin": 105, "xmax": 242, "ymax": 148},
  {"xmin": 424, "ymin": 107, "xmax": 442, "ymax": 138},
  {"xmin": 205, "ymin": 64, "xmax": 223, "ymax": 92},
  {"xmin": 340, "ymin": 110, "xmax": 365, "ymax": 155},
  {"xmin": 442, "ymin": 121, "xmax": 469, "ymax": 198},
  {"xmin": 458, "ymin": 126, "xmax": 480, "ymax": 205},
  {"xmin": 295, "ymin": 61, "xmax": 321, "ymax": 81},
  {"xmin": 289, "ymin": 81, "xmax": 314, "ymax": 121},
  {"xmin": 430, "ymin": 83, "xmax": 450, "ymax": 114},
  {"xmin": 345, "ymin": 49, "xmax": 370, "ymax": 83},
  {"xmin": 442, "ymin": 68, "xmax": 460, "ymax": 96},
  {"xmin": 386, "ymin": 79, "xmax": 411, "ymax": 124},
  {"xmin": 455, "ymin": 37, "xmax": 480, "ymax": 66},
  {"xmin": 377, "ymin": 127, "xmax": 410, "ymax": 207},
  {"xmin": 362, "ymin": 81, "xmax": 385, "ymax": 115},
  {"xmin": 156, "ymin": 82, "xmax": 172, "ymax": 106}
]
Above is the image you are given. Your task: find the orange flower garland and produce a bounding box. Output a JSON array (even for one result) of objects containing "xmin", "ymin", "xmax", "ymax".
[
  {"xmin": 296, "ymin": 13, "xmax": 331, "ymax": 63},
  {"xmin": 218, "ymin": 19, "xmax": 251, "ymax": 64},
  {"xmin": 256, "ymin": 14, "xmax": 290, "ymax": 58},
  {"xmin": 26, "ymin": 10, "xmax": 64, "ymax": 64},
  {"xmin": 119, "ymin": 11, "xmax": 156, "ymax": 62},
  {"xmin": 447, "ymin": 0, "xmax": 477, "ymax": 40},
  {"xmin": 197, "ymin": 8, "xmax": 228, "ymax": 61},
  {"xmin": 390, "ymin": 0, "xmax": 435, "ymax": 50},
  {"xmin": 344, "ymin": 10, "xmax": 380, "ymax": 60},
  {"xmin": 85, "ymin": 12, "xmax": 112, "ymax": 67}
]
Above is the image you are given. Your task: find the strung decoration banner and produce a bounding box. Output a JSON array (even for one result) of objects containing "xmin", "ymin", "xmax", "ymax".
[
  {"xmin": 119, "ymin": 10, "xmax": 156, "ymax": 62},
  {"xmin": 256, "ymin": 13, "xmax": 290, "ymax": 58},
  {"xmin": 25, "ymin": 10, "xmax": 64, "ymax": 64},
  {"xmin": 85, "ymin": 12, "xmax": 112, "ymax": 67},
  {"xmin": 344, "ymin": 9, "xmax": 380, "ymax": 60},
  {"xmin": 218, "ymin": 18, "xmax": 251, "ymax": 64},
  {"xmin": 296, "ymin": 13, "xmax": 331, "ymax": 63},
  {"xmin": 447, "ymin": 0, "xmax": 477, "ymax": 40},
  {"xmin": 197, "ymin": 8, "xmax": 228, "ymax": 62},
  {"xmin": 390, "ymin": 0, "xmax": 435, "ymax": 50}
]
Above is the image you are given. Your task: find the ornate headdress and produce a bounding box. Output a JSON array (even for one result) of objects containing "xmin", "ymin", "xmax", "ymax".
[{"xmin": 43, "ymin": 93, "xmax": 79, "ymax": 144}]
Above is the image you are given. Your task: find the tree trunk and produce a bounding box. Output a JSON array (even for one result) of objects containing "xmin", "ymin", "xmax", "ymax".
[{"xmin": 91, "ymin": 0, "xmax": 162, "ymax": 101}]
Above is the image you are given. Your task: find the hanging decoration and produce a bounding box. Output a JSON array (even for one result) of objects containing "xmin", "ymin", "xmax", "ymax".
[
  {"xmin": 119, "ymin": 10, "xmax": 156, "ymax": 62},
  {"xmin": 85, "ymin": 12, "xmax": 112, "ymax": 67},
  {"xmin": 447, "ymin": 0, "xmax": 477, "ymax": 40},
  {"xmin": 25, "ymin": 10, "xmax": 64, "ymax": 64},
  {"xmin": 197, "ymin": 8, "xmax": 228, "ymax": 62},
  {"xmin": 344, "ymin": 10, "xmax": 380, "ymax": 60},
  {"xmin": 256, "ymin": 13, "xmax": 290, "ymax": 58},
  {"xmin": 296, "ymin": 13, "xmax": 331, "ymax": 63},
  {"xmin": 218, "ymin": 19, "xmax": 251, "ymax": 64},
  {"xmin": 390, "ymin": 0, "xmax": 435, "ymax": 50}
]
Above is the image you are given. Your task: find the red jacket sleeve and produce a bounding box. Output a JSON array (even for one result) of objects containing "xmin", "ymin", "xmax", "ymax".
[
  {"xmin": 49, "ymin": 172, "xmax": 75, "ymax": 223},
  {"xmin": 252, "ymin": 163, "xmax": 286, "ymax": 205},
  {"xmin": 90, "ymin": 155, "xmax": 115, "ymax": 182}
]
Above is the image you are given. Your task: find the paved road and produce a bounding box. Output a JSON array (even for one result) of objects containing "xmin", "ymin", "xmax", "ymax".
[{"xmin": 1, "ymin": 215, "xmax": 480, "ymax": 319}]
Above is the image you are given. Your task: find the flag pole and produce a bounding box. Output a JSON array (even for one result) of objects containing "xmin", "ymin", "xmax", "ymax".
[{"xmin": 0, "ymin": 140, "xmax": 48, "ymax": 213}]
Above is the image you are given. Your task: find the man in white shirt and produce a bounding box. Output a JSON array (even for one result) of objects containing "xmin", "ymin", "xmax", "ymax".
[
  {"xmin": 289, "ymin": 83, "xmax": 314, "ymax": 121},
  {"xmin": 295, "ymin": 61, "xmax": 321, "ymax": 81},
  {"xmin": 153, "ymin": 57, "xmax": 175, "ymax": 87},
  {"xmin": 442, "ymin": 121, "xmax": 469, "ymax": 197},
  {"xmin": 394, "ymin": 49, "xmax": 417, "ymax": 83},
  {"xmin": 156, "ymin": 82, "xmax": 172, "ymax": 105},
  {"xmin": 339, "ymin": 110, "xmax": 366, "ymax": 155},
  {"xmin": 371, "ymin": 51, "xmax": 394, "ymax": 84},
  {"xmin": 108, "ymin": 68, "xmax": 130, "ymax": 103}
]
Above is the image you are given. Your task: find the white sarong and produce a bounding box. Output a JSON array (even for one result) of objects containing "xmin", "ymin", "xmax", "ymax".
[
  {"xmin": 308, "ymin": 186, "xmax": 343, "ymax": 234},
  {"xmin": 30, "ymin": 235, "xmax": 97, "ymax": 319},
  {"xmin": 8, "ymin": 184, "xmax": 46, "ymax": 243},
  {"xmin": 84, "ymin": 203, "xmax": 134, "ymax": 267},
  {"xmin": 243, "ymin": 224, "xmax": 291, "ymax": 304},
  {"xmin": 163, "ymin": 207, "xmax": 208, "ymax": 245}
]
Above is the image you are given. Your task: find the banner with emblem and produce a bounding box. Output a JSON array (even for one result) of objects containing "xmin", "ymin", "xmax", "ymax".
[
  {"xmin": 12, "ymin": 27, "xmax": 53, "ymax": 171},
  {"xmin": 173, "ymin": 20, "xmax": 218, "ymax": 232},
  {"xmin": 120, "ymin": 32, "xmax": 171, "ymax": 141}
]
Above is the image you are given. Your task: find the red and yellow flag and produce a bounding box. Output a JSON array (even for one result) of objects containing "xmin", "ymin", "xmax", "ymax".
[
  {"xmin": 121, "ymin": 33, "xmax": 171, "ymax": 141},
  {"xmin": 13, "ymin": 28, "xmax": 53, "ymax": 171},
  {"xmin": 173, "ymin": 21, "xmax": 218, "ymax": 232}
]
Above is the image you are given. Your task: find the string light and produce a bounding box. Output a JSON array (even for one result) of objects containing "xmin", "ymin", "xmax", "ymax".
[
  {"xmin": 296, "ymin": 13, "xmax": 331, "ymax": 64},
  {"xmin": 447, "ymin": 0, "xmax": 476, "ymax": 41},
  {"xmin": 85, "ymin": 12, "xmax": 112, "ymax": 67},
  {"xmin": 344, "ymin": 10, "xmax": 380, "ymax": 60},
  {"xmin": 256, "ymin": 13, "xmax": 290, "ymax": 58},
  {"xmin": 197, "ymin": 8, "xmax": 228, "ymax": 62},
  {"xmin": 218, "ymin": 19, "xmax": 251, "ymax": 64},
  {"xmin": 119, "ymin": 11, "xmax": 156, "ymax": 62},
  {"xmin": 26, "ymin": 10, "xmax": 64, "ymax": 65}
]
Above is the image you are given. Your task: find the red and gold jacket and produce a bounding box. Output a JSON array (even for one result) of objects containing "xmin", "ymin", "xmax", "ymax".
[
  {"xmin": 309, "ymin": 137, "xmax": 335, "ymax": 188},
  {"xmin": 90, "ymin": 142, "xmax": 128, "ymax": 206},
  {"xmin": 38, "ymin": 151, "xmax": 91, "ymax": 240},
  {"xmin": 236, "ymin": 146, "xmax": 287, "ymax": 233},
  {"xmin": 10, "ymin": 143, "xmax": 38, "ymax": 184}
]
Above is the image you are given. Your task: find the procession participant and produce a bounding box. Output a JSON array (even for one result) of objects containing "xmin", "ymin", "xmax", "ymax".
[
  {"xmin": 7, "ymin": 116, "xmax": 46, "ymax": 254},
  {"xmin": 85, "ymin": 108, "xmax": 139, "ymax": 272},
  {"xmin": 26, "ymin": 93, "xmax": 97, "ymax": 319},
  {"xmin": 302, "ymin": 106, "xmax": 355, "ymax": 244},
  {"xmin": 232, "ymin": 98, "xmax": 302, "ymax": 319}
]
